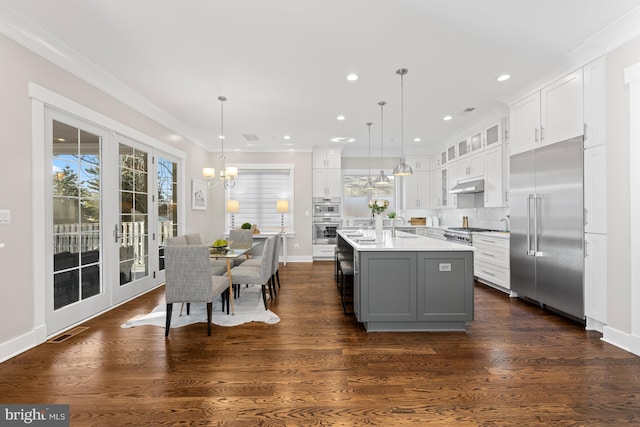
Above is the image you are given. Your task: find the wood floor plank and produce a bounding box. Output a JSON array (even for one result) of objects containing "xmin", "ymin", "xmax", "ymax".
[{"xmin": 0, "ymin": 261, "xmax": 639, "ymax": 426}]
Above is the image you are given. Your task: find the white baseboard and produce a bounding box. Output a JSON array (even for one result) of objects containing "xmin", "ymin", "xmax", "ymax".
[
  {"xmin": 602, "ymin": 325, "xmax": 640, "ymax": 357},
  {"xmin": 0, "ymin": 330, "xmax": 40, "ymax": 363}
]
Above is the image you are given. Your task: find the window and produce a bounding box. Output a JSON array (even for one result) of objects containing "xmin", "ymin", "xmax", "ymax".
[
  {"xmin": 228, "ymin": 165, "xmax": 294, "ymax": 232},
  {"xmin": 342, "ymin": 171, "xmax": 395, "ymax": 218}
]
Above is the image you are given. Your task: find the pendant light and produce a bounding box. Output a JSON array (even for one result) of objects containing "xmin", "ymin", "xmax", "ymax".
[
  {"xmin": 363, "ymin": 122, "xmax": 376, "ymax": 190},
  {"xmin": 374, "ymin": 101, "xmax": 390, "ymax": 186},
  {"xmin": 393, "ymin": 68, "xmax": 413, "ymax": 176}
]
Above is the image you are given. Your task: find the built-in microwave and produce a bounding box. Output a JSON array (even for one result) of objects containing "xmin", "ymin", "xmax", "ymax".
[{"xmin": 313, "ymin": 198, "xmax": 341, "ymax": 217}]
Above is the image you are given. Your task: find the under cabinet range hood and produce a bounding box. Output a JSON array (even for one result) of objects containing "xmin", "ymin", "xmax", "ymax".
[{"xmin": 449, "ymin": 179, "xmax": 484, "ymax": 194}]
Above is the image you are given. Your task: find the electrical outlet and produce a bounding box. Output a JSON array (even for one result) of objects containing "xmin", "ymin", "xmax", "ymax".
[
  {"xmin": 294, "ymin": 243, "xmax": 300, "ymax": 249},
  {"xmin": 0, "ymin": 210, "xmax": 10, "ymax": 224}
]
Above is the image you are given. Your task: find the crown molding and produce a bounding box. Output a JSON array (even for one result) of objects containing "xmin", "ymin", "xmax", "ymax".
[{"xmin": 0, "ymin": 2, "xmax": 209, "ymax": 151}]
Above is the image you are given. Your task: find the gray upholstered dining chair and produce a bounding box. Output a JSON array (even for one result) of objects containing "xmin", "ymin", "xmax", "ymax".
[
  {"xmin": 164, "ymin": 245, "xmax": 229, "ymax": 337},
  {"xmin": 242, "ymin": 233, "xmax": 281, "ymax": 295},
  {"xmin": 228, "ymin": 228, "xmax": 254, "ymax": 266},
  {"xmin": 225, "ymin": 235, "xmax": 275, "ymax": 311}
]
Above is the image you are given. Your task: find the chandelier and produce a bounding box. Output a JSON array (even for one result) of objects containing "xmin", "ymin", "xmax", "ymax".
[{"xmin": 202, "ymin": 96, "xmax": 237, "ymax": 189}]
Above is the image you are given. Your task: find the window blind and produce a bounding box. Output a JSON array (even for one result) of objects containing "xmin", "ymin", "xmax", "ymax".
[{"xmin": 229, "ymin": 168, "xmax": 292, "ymax": 231}]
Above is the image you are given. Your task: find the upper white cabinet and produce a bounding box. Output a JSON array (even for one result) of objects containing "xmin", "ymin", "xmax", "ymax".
[
  {"xmin": 430, "ymin": 167, "xmax": 444, "ymax": 208},
  {"xmin": 404, "ymin": 170, "xmax": 430, "ymax": 209},
  {"xmin": 404, "ymin": 154, "xmax": 430, "ymax": 171},
  {"xmin": 313, "ymin": 151, "xmax": 341, "ymax": 169},
  {"xmin": 483, "ymin": 121, "xmax": 502, "ymax": 148},
  {"xmin": 510, "ymin": 69, "xmax": 584, "ymax": 156},
  {"xmin": 457, "ymin": 138, "xmax": 470, "ymax": 158},
  {"xmin": 540, "ymin": 69, "xmax": 584, "ymax": 145},
  {"xmin": 456, "ymin": 152, "xmax": 484, "ymax": 181},
  {"xmin": 313, "ymin": 151, "xmax": 342, "ymax": 197},
  {"xmin": 583, "ymin": 57, "xmax": 606, "ymax": 149},
  {"xmin": 510, "ymin": 91, "xmax": 541, "ymax": 155}
]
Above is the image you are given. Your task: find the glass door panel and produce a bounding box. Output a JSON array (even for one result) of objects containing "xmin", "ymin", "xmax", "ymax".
[
  {"xmin": 118, "ymin": 143, "xmax": 150, "ymax": 287},
  {"xmin": 52, "ymin": 121, "xmax": 102, "ymax": 310},
  {"xmin": 157, "ymin": 157, "xmax": 178, "ymax": 271}
]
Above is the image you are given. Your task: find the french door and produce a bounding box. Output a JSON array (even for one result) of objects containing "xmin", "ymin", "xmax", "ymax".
[{"xmin": 46, "ymin": 110, "xmax": 178, "ymax": 333}]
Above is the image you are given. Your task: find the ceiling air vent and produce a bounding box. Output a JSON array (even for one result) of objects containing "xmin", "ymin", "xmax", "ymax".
[
  {"xmin": 461, "ymin": 107, "xmax": 475, "ymax": 114},
  {"xmin": 243, "ymin": 134, "xmax": 260, "ymax": 141}
]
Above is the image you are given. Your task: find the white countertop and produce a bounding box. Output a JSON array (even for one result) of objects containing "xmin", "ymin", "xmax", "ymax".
[{"xmin": 339, "ymin": 230, "xmax": 474, "ymax": 252}]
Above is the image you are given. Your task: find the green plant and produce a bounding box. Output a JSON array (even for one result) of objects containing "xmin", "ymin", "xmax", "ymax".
[
  {"xmin": 388, "ymin": 212, "xmax": 396, "ymax": 219},
  {"xmin": 241, "ymin": 222, "xmax": 252, "ymax": 230}
]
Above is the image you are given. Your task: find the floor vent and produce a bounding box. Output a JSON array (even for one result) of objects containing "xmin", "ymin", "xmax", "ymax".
[{"xmin": 47, "ymin": 327, "xmax": 89, "ymax": 343}]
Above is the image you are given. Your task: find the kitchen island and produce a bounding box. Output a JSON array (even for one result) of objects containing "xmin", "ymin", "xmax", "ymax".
[{"xmin": 337, "ymin": 230, "xmax": 474, "ymax": 332}]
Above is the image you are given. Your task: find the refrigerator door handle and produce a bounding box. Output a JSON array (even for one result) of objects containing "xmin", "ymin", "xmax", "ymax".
[
  {"xmin": 533, "ymin": 194, "xmax": 544, "ymax": 257},
  {"xmin": 527, "ymin": 194, "xmax": 534, "ymax": 256}
]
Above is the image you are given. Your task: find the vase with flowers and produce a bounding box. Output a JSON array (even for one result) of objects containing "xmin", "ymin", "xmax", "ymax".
[{"xmin": 368, "ymin": 199, "xmax": 389, "ymax": 238}]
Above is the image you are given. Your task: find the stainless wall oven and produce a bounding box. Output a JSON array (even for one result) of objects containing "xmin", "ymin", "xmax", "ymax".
[{"xmin": 313, "ymin": 218, "xmax": 341, "ymax": 245}]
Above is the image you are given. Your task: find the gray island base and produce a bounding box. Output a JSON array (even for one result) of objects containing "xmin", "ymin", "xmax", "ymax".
[{"xmin": 338, "ymin": 230, "xmax": 474, "ymax": 332}]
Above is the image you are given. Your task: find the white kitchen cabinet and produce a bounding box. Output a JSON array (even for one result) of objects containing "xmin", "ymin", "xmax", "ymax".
[
  {"xmin": 470, "ymin": 131, "xmax": 483, "ymax": 153},
  {"xmin": 483, "ymin": 121, "xmax": 502, "ymax": 148},
  {"xmin": 457, "ymin": 137, "xmax": 469, "ymax": 158},
  {"xmin": 456, "ymin": 152, "xmax": 484, "ymax": 181},
  {"xmin": 510, "ymin": 69, "xmax": 584, "ymax": 156},
  {"xmin": 484, "ymin": 145, "xmax": 505, "ymax": 207},
  {"xmin": 430, "ymin": 167, "xmax": 444, "ymax": 208},
  {"xmin": 447, "ymin": 145, "xmax": 457, "ymax": 163},
  {"xmin": 541, "ymin": 69, "xmax": 584, "ymax": 145},
  {"xmin": 584, "ymin": 145, "xmax": 607, "ymax": 234},
  {"xmin": 313, "ymin": 151, "xmax": 342, "ymax": 197},
  {"xmin": 445, "ymin": 163, "xmax": 458, "ymax": 208},
  {"xmin": 583, "ymin": 56, "xmax": 606, "ymax": 149},
  {"xmin": 404, "ymin": 170, "xmax": 430, "ymax": 209},
  {"xmin": 584, "ymin": 233, "xmax": 607, "ymax": 330},
  {"xmin": 472, "ymin": 233, "xmax": 510, "ymax": 292},
  {"xmin": 313, "ymin": 168, "xmax": 342, "ymax": 198},
  {"xmin": 313, "ymin": 151, "xmax": 341, "ymax": 169},
  {"xmin": 404, "ymin": 154, "xmax": 430, "ymax": 171},
  {"xmin": 510, "ymin": 91, "xmax": 541, "ymax": 155}
]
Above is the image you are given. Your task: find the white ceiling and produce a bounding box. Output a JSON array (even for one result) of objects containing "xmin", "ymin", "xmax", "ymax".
[{"xmin": 3, "ymin": 0, "xmax": 640, "ymax": 156}]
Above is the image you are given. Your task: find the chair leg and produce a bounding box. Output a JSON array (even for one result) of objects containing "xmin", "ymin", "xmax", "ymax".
[
  {"xmin": 261, "ymin": 285, "xmax": 268, "ymax": 310},
  {"xmin": 206, "ymin": 302, "xmax": 212, "ymax": 336},
  {"xmin": 186, "ymin": 303, "xmax": 191, "ymax": 315},
  {"xmin": 276, "ymin": 270, "xmax": 281, "ymax": 289},
  {"xmin": 165, "ymin": 303, "xmax": 173, "ymax": 337}
]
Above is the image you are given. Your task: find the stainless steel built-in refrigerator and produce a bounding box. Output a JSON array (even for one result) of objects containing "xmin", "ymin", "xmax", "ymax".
[{"xmin": 510, "ymin": 136, "xmax": 584, "ymax": 319}]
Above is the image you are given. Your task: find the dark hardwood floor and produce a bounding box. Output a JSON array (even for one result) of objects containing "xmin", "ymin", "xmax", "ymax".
[{"xmin": 1, "ymin": 261, "xmax": 639, "ymax": 426}]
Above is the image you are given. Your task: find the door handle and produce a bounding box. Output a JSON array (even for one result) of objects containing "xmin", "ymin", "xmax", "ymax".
[
  {"xmin": 114, "ymin": 224, "xmax": 123, "ymax": 243},
  {"xmin": 533, "ymin": 194, "xmax": 543, "ymax": 257},
  {"xmin": 526, "ymin": 194, "xmax": 533, "ymax": 256}
]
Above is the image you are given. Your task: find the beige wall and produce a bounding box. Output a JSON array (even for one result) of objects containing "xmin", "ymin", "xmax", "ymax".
[
  {"xmin": 606, "ymin": 37, "xmax": 640, "ymax": 333},
  {"xmin": 0, "ymin": 34, "xmax": 213, "ymax": 349}
]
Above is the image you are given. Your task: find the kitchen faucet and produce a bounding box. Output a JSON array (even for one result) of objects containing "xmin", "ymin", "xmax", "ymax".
[
  {"xmin": 392, "ymin": 216, "xmax": 406, "ymax": 237},
  {"xmin": 500, "ymin": 214, "xmax": 510, "ymax": 231}
]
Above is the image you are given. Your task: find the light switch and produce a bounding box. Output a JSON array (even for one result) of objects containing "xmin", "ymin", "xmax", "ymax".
[{"xmin": 0, "ymin": 210, "xmax": 10, "ymax": 224}]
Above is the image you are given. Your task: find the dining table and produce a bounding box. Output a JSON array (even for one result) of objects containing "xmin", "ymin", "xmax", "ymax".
[{"xmin": 210, "ymin": 241, "xmax": 261, "ymax": 314}]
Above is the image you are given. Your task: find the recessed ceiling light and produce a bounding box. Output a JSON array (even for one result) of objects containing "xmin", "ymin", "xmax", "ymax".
[
  {"xmin": 337, "ymin": 115, "xmax": 346, "ymax": 121},
  {"xmin": 414, "ymin": 137, "xmax": 421, "ymax": 142},
  {"xmin": 496, "ymin": 74, "xmax": 511, "ymax": 82},
  {"xmin": 443, "ymin": 115, "xmax": 453, "ymax": 121},
  {"xmin": 330, "ymin": 137, "xmax": 355, "ymax": 143},
  {"xmin": 283, "ymin": 135, "xmax": 291, "ymax": 140},
  {"xmin": 347, "ymin": 73, "xmax": 359, "ymax": 81}
]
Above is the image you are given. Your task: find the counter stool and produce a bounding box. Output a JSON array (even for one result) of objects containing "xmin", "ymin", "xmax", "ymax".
[
  {"xmin": 339, "ymin": 259, "xmax": 354, "ymax": 315},
  {"xmin": 334, "ymin": 247, "xmax": 352, "ymax": 286}
]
